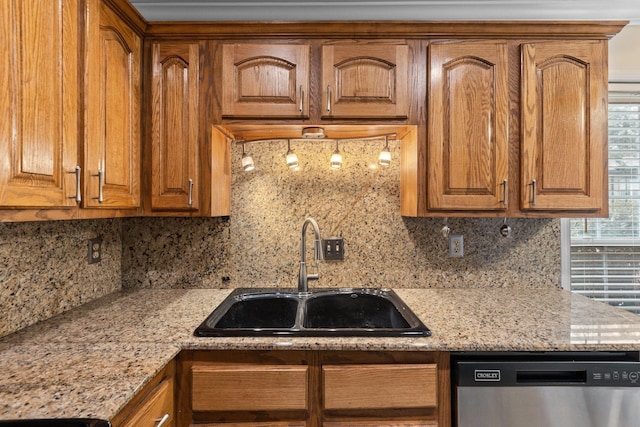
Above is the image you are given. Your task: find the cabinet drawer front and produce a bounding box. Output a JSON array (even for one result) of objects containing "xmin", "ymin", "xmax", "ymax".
[
  {"xmin": 119, "ymin": 376, "xmax": 174, "ymax": 427},
  {"xmin": 323, "ymin": 364, "xmax": 436, "ymax": 410},
  {"xmin": 324, "ymin": 422, "xmax": 437, "ymax": 427},
  {"xmin": 192, "ymin": 365, "xmax": 308, "ymax": 411},
  {"xmin": 196, "ymin": 423, "xmax": 306, "ymax": 427}
]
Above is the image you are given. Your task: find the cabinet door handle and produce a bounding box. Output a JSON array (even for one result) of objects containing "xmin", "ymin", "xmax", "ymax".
[
  {"xmin": 67, "ymin": 166, "xmax": 82, "ymax": 204},
  {"xmin": 327, "ymin": 85, "xmax": 331, "ymax": 112},
  {"xmin": 531, "ymin": 179, "xmax": 537, "ymax": 206},
  {"xmin": 299, "ymin": 85, "xmax": 304, "ymax": 113},
  {"xmin": 155, "ymin": 413, "xmax": 170, "ymax": 427},
  {"xmin": 501, "ymin": 179, "xmax": 508, "ymax": 206},
  {"xmin": 91, "ymin": 168, "xmax": 104, "ymax": 203},
  {"xmin": 188, "ymin": 178, "xmax": 194, "ymax": 206}
]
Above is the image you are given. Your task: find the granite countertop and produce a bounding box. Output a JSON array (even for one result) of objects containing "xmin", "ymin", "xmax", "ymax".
[{"xmin": 1, "ymin": 288, "xmax": 640, "ymax": 421}]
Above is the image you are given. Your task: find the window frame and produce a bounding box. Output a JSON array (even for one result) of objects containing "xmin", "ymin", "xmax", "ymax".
[{"xmin": 561, "ymin": 82, "xmax": 640, "ymax": 309}]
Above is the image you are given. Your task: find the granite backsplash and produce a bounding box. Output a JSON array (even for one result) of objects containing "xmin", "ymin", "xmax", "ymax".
[
  {"xmin": 0, "ymin": 219, "xmax": 122, "ymax": 337},
  {"xmin": 122, "ymin": 139, "xmax": 561, "ymax": 290},
  {"xmin": 1, "ymin": 138, "xmax": 561, "ymax": 337}
]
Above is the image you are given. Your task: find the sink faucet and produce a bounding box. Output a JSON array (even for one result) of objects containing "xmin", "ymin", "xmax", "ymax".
[{"xmin": 298, "ymin": 217, "xmax": 324, "ymax": 293}]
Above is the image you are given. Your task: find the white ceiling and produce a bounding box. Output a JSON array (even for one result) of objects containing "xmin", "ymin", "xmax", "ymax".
[{"xmin": 130, "ymin": 0, "xmax": 640, "ymax": 24}]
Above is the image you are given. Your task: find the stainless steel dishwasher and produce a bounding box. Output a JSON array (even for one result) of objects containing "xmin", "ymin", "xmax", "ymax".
[{"xmin": 453, "ymin": 352, "xmax": 640, "ymax": 427}]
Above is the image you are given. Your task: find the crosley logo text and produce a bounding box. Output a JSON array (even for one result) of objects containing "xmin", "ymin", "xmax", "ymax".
[{"xmin": 474, "ymin": 370, "xmax": 501, "ymax": 381}]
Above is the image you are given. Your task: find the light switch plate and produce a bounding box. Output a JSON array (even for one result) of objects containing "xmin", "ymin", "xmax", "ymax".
[{"xmin": 323, "ymin": 237, "xmax": 344, "ymax": 260}]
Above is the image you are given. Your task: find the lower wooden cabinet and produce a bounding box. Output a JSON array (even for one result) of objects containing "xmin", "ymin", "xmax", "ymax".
[
  {"xmin": 178, "ymin": 350, "xmax": 449, "ymax": 427},
  {"xmin": 112, "ymin": 360, "xmax": 176, "ymax": 427}
]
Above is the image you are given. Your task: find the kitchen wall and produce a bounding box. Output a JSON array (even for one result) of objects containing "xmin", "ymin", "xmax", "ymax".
[
  {"xmin": 122, "ymin": 139, "xmax": 561, "ymax": 290},
  {"xmin": 0, "ymin": 219, "xmax": 122, "ymax": 337}
]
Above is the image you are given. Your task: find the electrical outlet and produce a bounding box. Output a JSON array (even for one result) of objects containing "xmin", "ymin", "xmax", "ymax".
[
  {"xmin": 323, "ymin": 237, "xmax": 344, "ymax": 260},
  {"xmin": 449, "ymin": 234, "xmax": 464, "ymax": 257},
  {"xmin": 88, "ymin": 237, "xmax": 102, "ymax": 264}
]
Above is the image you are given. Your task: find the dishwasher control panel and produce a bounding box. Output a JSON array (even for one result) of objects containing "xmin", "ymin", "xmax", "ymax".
[
  {"xmin": 457, "ymin": 361, "xmax": 640, "ymax": 387},
  {"xmin": 591, "ymin": 367, "xmax": 640, "ymax": 384}
]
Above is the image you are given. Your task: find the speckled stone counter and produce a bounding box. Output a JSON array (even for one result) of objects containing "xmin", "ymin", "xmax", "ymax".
[{"xmin": 1, "ymin": 288, "xmax": 640, "ymax": 421}]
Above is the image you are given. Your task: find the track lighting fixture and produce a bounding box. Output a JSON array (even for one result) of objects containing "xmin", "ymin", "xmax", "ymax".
[
  {"xmin": 286, "ymin": 140, "xmax": 299, "ymax": 169},
  {"xmin": 330, "ymin": 141, "xmax": 342, "ymax": 169},
  {"xmin": 241, "ymin": 142, "xmax": 255, "ymax": 172},
  {"xmin": 378, "ymin": 135, "xmax": 392, "ymax": 167}
]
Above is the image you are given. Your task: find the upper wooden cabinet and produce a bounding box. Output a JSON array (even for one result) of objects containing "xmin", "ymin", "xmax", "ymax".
[
  {"xmin": 401, "ymin": 35, "xmax": 613, "ymax": 218},
  {"xmin": 520, "ymin": 40, "xmax": 608, "ymax": 214},
  {"xmin": 321, "ymin": 43, "xmax": 409, "ymax": 119},
  {"xmin": 0, "ymin": 0, "xmax": 80, "ymax": 209},
  {"xmin": 220, "ymin": 42, "xmax": 410, "ymax": 120},
  {"xmin": 150, "ymin": 42, "xmax": 200, "ymax": 212},
  {"xmin": 221, "ymin": 43, "xmax": 310, "ymax": 118},
  {"xmin": 427, "ymin": 41, "xmax": 509, "ymax": 211},
  {"xmin": 84, "ymin": 0, "xmax": 141, "ymax": 209}
]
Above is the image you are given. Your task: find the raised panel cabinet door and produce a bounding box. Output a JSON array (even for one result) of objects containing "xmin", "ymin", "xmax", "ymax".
[
  {"xmin": 321, "ymin": 43, "xmax": 409, "ymax": 119},
  {"xmin": 84, "ymin": 0, "xmax": 141, "ymax": 208},
  {"xmin": 521, "ymin": 40, "xmax": 607, "ymax": 213},
  {"xmin": 0, "ymin": 0, "xmax": 79, "ymax": 208},
  {"xmin": 222, "ymin": 43, "xmax": 309, "ymax": 118},
  {"xmin": 119, "ymin": 376, "xmax": 174, "ymax": 427},
  {"xmin": 151, "ymin": 42, "xmax": 199, "ymax": 211},
  {"xmin": 428, "ymin": 41, "xmax": 509, "ymax": 211}
]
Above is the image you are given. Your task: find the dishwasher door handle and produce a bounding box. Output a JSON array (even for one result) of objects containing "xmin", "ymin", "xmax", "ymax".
[{"xmin": 516, "ymin": 369, "xmax": 587, "ymax": 384}]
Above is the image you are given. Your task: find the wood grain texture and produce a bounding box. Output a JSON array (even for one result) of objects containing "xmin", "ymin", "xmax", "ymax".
[
  {"xmin": 324, "ymin": 421, "xmax": 436, "ymax": 427},
  {"xmin": 181, "ymin": 351, "xmax": 447, "ymax": 427},
  {"xmin": 0, "ymin": 0, "xmax": 79, "ymax": 208},
  {"xmin": 150, "ymin": 41, "xmax": 199, "ymax": 211},
  {"xmin": 197, "ymin": 423, "xmax": 306, "ymax": 427},
  {"xmin": 145, "ymin": 21, "xmax": 627, "ymax": 40},
  {"xmin": 321, "ymin": 43, "xmax": 409, "ymax": 119},
  {"xmin": 400, "ymin": 126, "xmax": 419, "ymax": 216},
  {"xmin": 210, "ymin": 126, "xmax": 231, "ymax": 216},
  {"xmin": 520, "ymin": 40, "xmax": 607, "ymax": 213},
  {"xmin": 111, "ymin": 360, "xmax": 176, "ymax": 427},
  {"xmin": 428, "ymin": 41, "xmax": 509, "ymax": 211},
  {"xmin": 84, "ymin": 0, "xmax": 141, "ymax": 209},
  {"xmin": 221, "ymin": 43, "xmax": 310, "ymax": 118},
  {"xmin": 323, "ymin": 364, "xmax": 437, "ymax": 410},
  {"xmin": 118, "ymin": 376, "xmax": 175, "ymax": 427},
  {"xmin": 191, "ymin": 365, "xmax": 309, "ymax": 412}
]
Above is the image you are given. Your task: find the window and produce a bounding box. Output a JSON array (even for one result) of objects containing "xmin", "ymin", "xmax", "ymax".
[{"xmin": 562, "ymin": 84, "xmax": 640, "ymax": 314}]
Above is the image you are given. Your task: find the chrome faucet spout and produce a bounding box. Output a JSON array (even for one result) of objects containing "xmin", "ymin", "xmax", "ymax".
[{"xmin": 298, "ymin": 217, "xmax": 323, "ymax": 293}]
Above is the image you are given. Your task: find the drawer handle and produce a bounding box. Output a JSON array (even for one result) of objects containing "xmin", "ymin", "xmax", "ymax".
[
  {"xmin": 67, "ymin": 165, "xmax": 82, "ymax": 203},
  {"xmin": 501, "ymin": 178, "xmax": 508, "ymax": 206},
  {"xmin": 299, "ymin": 85, "xmax": 304, "ymax": 113},
  {"xmin": 91, "ymin": 168, "xmax": 104, "ymax": 203},
  {"xmin": 155, "ymin": 413, "xmax": 170, "ymax": 427},
  {"xmin": 531, "ymin": 179, "xmax": 537, "ymax": 206}
]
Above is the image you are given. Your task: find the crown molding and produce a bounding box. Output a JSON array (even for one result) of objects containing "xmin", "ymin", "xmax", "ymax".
[{"xmin": 130, "ymin": 0, "xmax": 640, "ymax": 24}]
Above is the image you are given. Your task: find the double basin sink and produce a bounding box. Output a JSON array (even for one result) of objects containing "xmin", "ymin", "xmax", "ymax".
[{"xmin": 194, "ymin": 288, "xmax": 431, "ymax": 337}]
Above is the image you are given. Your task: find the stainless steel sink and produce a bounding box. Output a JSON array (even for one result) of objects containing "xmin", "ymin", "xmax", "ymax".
[{"xmin": 194, "ymin": 288, "xmax": 431, "ymax": 337}]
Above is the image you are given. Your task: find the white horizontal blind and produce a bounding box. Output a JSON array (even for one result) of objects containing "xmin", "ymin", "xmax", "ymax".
[
  {"xmin": 571, "ymin": 90, "xmax": 640, "ymax": 314},
  {"xmin": 570, "ymin": 87, "xmax": 640, "ymax": 314}
]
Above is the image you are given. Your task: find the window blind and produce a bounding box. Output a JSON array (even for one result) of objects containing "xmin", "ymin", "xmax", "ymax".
[{"xmin": 569, "ymin": 87, "xmax": 640, "ymax": 314}]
